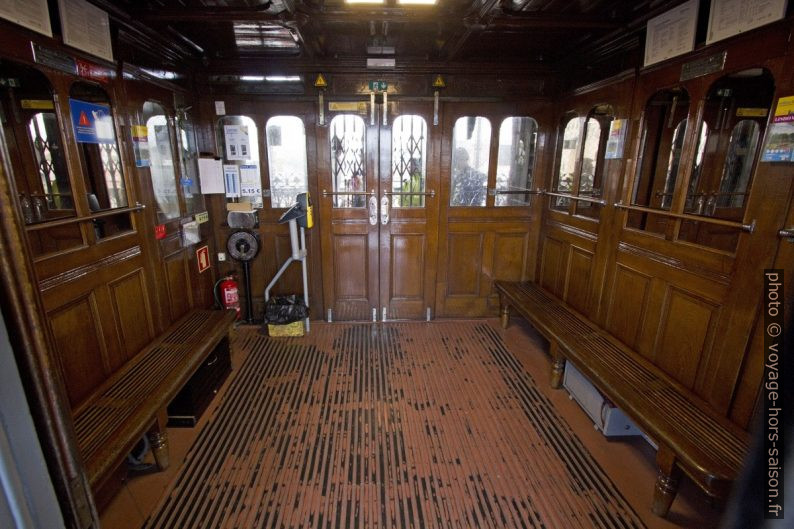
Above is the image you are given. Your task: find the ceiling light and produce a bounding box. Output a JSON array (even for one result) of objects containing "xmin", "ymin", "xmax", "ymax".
[
  {"xmin": 240, "ymin": 75, "xmax": 265, "ymax": 82},
  {"xmin": 346, "ymin": 0, "xmax": 385, "ymax": 4},
  {"xmin": 265, "ymin": 75, "xmax": 301, "ymax": 82},
  {"xmin": 398, "ymin": 0, "xmax": 436, "ymax": 4}
]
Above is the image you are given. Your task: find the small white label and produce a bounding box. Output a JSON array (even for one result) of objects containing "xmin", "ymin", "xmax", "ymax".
[
  {"xmin": 215, "ymin": 100, "xmax": 226, "ymax": 115},
  {"xmin": 217, "ymin": 252, "xmax": 226, "ymax": 262}
]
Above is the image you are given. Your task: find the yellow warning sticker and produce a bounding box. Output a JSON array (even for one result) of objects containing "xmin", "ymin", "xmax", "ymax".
[
  {"xmin": 21, "ymin": 99, "xmax": 54, "ymax": 110},
  {"xmin": 736, "ymin": 107, "xmax": 768, "ymax": 117},
  {"xmin": 432, "ymin": 74, "xmax": 446, "ymax": 89},
  {"xmin": 314, "ymin": 73, "xmax": 328, "ymax": 88}
]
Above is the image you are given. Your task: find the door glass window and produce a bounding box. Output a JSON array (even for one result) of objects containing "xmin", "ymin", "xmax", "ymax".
[
  {"xmin": 143, "ymin": 101, "xmax": 179, "ymax": 222},
  {"xmin": 551, "ymin": 116, "xmax": 583, "ymax": 210},
  {"xmin": 677, "ymin": 69, "xmax": 774, "ymax": 251},
  {"xmin": 70, "ymin": 82, "xmax": 131, "ymax": 239},
  {"xmin": 266, "ymin": 115, "xmax": 308, "ymax": 208},
  {"xmin": 495, "ymin": 117, "xmax": 537, "ymax": 206},
  {"xmin": 329, "ymin": 114, "xmax": 366, "ymax": 208},
  {"xmin": 391, "ymin": 115, "xmax": 427, "ymax": 208},
  {"xmin": 177, "ymin": 112, "xmax": 203, "ymax": 216},
  {"xmin": 575, "ymin": 107, "xmax": 613, "ymax": 220},
  {"xmin": 451, "ymin": 116, "xmax": 490, "ymax": 207},
  {"xmin": 217, "ymin": 116, "xmax": 261, "ymax": 208},
  {"xmin": 626, "ymin": 89, "xmax": 690, "ymax": 234},
  {"xmin": 28, "ymin": 112, "xmax": 73, "ymax": 212}
]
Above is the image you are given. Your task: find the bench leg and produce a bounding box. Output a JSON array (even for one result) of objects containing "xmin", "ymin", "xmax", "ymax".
[
  {"xmin": 652, "ymin": 445, "xmax": 682, "ymax": 517},
  {"xmin": 147, "ymin": 408, "xmax": 170, "ymax": 471},
  {"xmin": 500, "ymin": 302, "xmax": 510, "ymax": 329},
  {"xmin": 549, "ymin": 342, "xmax": 566, "ymax": 389}
]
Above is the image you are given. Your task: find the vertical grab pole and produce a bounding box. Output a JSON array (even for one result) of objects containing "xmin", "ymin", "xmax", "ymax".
[{"xmin": 300, "ymin": 226, "xmax": 310, "ymax": 332}]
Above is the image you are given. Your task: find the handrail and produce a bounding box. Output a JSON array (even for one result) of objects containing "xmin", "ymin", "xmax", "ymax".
[
  {"xmin": 25, "ymin": 203, "xmax": 146, "ymax": 232},
  {"xmin": 544, "ymin": 191, "xmax": 606, "ymax": 206},
  {"xmin": 488, "ymin": 188, "xmax": 545, "ymax": 196},
  {"xmin": 382, "ymin": 190, "xmax": 436, "ymax": 198},
  {"xmin": 614, "ymin": 202, "xmax": 755, "ymax": 233},
  {"xmin": 321, "ymin": 189, "xmax": 375, "ymax": 197}
]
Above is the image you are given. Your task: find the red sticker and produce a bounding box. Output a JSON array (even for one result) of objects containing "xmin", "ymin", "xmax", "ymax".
[
  {"xmin": 196, "ymin": 245, "xmax": 210, "ymax": 273},
  {"xmin": 154, "ymin": 224, "xmax": 166, "ymax": 239}
]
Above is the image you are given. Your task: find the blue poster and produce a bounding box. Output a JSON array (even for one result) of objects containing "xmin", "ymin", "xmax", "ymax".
[{"xmin": 69, "ymin": 99, "xmax": 115, "ymax": 144}]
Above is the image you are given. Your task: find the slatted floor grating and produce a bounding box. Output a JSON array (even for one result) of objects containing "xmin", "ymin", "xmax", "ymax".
[{"xmin": 144, "ymin": 322, "xmax": 646, "ymax": 529}]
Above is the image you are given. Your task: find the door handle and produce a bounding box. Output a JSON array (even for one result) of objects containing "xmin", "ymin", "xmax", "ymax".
[
  {"xmin": 368, "ymin": 195, "xmax": 378, "ymax": 226},
  {"xmin": 381, "ymin": 196, "xmax": 390, "ymax": 225},
  {"xmin": 779, "ymin": 228, "xmax": 794, "ymax": 242}
]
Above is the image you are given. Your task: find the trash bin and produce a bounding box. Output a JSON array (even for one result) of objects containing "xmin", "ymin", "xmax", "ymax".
[{"xmin": 263, "ymin": 295, "xmax": 308, "ymax": 337}]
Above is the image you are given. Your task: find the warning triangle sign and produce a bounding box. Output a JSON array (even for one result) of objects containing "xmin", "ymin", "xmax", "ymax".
[
  {"xmin": 78, "ymin": 111, "xmax": 91, "ymax": 126},
  {"xmin": 432, "ymin": 74, "xmax": 446, "ymax": 89},
  {"xmin": 314, "ymin": 73, "xmax": 327, "ymax": 88}
]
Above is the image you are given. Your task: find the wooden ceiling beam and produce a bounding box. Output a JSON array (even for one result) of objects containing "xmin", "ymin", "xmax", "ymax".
[
  {"xmin": 486, "ymin": 14, "xmax": 620, "ymax": 30},
  {"xmin": 133, "ymin": 8, "xmax": 286, "ymax": 23}
]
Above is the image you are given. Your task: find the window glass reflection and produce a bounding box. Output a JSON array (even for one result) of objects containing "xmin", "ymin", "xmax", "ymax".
[
  {"xmin": 496, "ymin": 117, "xmax": 537, "ymax": 206},
  {"xmin": 267, "ymin": 116, "xmax": 308, "ymax": 208},
  {"xmin": 451, "ymin": 116, "xmax": 490, "ymax": 207},
  {"xmin": 329, "ymin": 114, "xmax": 366, "ymax": 208},
  {"xmin": 144, "ymin": 102, "xmax": 179, "ymax": 222},
  {"xmin": 391, "ymin": 115, "xmax": 427, "ymax": 208}
]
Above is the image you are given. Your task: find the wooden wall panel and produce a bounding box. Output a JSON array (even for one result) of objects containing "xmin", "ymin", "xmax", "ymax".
[
  {"xmin": 391, "ymin": 234, "xmax": 424, "ymax": 300},
  {"xmin": 539, "ymin": 236, "xmax": 564, "ymax": 296},
  {"xmin": 108, "ymin": 269, "xmax": 155, "ymax": 368},
  {"xmin": 653, "ymin": 288, "xmax": 718, "ymax": 389},
  {"xmin": 164, "ymin": 253, "xmax": 191, "ymax": 321},
  {"xmin": 49, "ymin": 295, "xmax": 106, "ymax": 409},
  {"xmin": 564, "ymin": 246, "xmax": 593, "ymax": 314},
  {"xmin": 334, "ymin": 235, "xmax": 368, "ymax": 300},
  {"xmin": 492, "ymin": 233, "xmax": 528, "ymax": 283},
  {"xmin": 446, "ymin": 234, "xmax": 483, "ymax": 297},
  {"xmin": 605, "ymin": 264, "xmax": 651, "ymax": 351}
]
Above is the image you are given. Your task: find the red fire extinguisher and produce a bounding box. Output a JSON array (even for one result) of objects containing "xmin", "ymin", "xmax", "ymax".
[{"xmin": 214, "ymin": 275, "xmax": 241, "ymax": 319}]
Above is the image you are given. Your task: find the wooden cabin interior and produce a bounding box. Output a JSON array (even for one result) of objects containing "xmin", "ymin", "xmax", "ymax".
[{"xmin": 1, "ymin": 1, "xmax": 793, "ymax": 528}]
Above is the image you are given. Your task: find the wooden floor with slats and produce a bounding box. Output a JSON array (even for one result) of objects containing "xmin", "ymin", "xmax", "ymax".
[{"xmin": 143, "ymin": 322, "xmax": 646, "ymax": 529}]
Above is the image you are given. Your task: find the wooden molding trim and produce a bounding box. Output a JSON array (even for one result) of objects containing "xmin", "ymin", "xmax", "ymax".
[{"xmin": 39, "ymin": 247, "xmax": 143, "ymax": 292}]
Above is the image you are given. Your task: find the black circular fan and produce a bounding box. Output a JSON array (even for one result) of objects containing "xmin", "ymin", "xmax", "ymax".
[
  {"xmin": 227, "ymin": 230, "xmax": 259, "ymax": 262},
  {"xmin": 226, "ymin": 231, "xmax": 259, "ymax": 322}
]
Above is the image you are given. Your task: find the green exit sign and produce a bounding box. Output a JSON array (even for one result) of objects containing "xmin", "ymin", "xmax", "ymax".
[{"xmin": 368, "ymin": 80, "xmax": 388, "ymax": 91}]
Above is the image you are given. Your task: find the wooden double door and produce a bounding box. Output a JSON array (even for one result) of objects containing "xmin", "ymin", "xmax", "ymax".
[{"xmin": 318, "ymin": 102, "xmax": 439, "ymax": 321}]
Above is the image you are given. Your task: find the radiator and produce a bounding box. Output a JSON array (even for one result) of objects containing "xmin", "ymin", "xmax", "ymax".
[{"xmin": 562, "ymin": 362, "xmax": 645, "ymax": 439}]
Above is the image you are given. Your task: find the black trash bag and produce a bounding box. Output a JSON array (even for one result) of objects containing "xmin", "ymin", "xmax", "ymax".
[{"xmin": 264, "ymin": 295, "xmax": 308, "ymax": 324}]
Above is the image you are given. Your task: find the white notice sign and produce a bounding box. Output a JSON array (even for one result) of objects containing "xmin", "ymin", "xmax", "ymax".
[
  {"xmin": 239, "ymin": 165, "xmax": 261, "ymax": 197},
  {"xmin": 58, "ymin": 0, "xmax": 113, "ymax": 62},
  {"xmin": 644, "ymin": 0, "xmax": 698, "ymax": 67},
  {"xmin": 223, "ymin": 164, "xmax": 241, "ymax": 198},
  {"xmin": 0, "ymin": 0, "xmax": 52, "ymax": 36},
  {"xmin": 707, "ymin": 0, "xmax": 788, "ymax": 44},
  {"xmin": 198, "ymin": 158, "xmax": 224, "ymax": 194},
  {"xmin": 224, "ymin": 125, "xmax": 251, "ymax": 161}
]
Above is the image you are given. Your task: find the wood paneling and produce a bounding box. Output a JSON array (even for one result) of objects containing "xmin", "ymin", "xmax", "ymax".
[
  {"xmin": 492, "ymin": 233, "xmax": 528, "ymax": 283},
  {"xmin": 446, "ymin": 234, "xmax": 483, "ymax": 296},
  {"xmin": 333, "ymin": 234, "xmax": 368, "ymax": 300},
  {"xmin": 565, "ymin": 246, "xmax": 593, "ymax": 314},
  {"xmin": 49, "ymin": 295, "xmax": 106, "ymax": 409},
  {"xmin": 653, "ymin": 288, "xmax": 718, "ymax": 389},
  {"xmin": 109, "ymin": 269, "xmax": 155, "ymax": 367},
  {"xmin": 605, "ymin": 264, "xmax": 651, "ymax": 350},
  {"xmin": 539, "ymin": 236, "xmax": 564, "ymax": 296},
  {"xmin": 390, "ymin": 234, "xmax": 424, "ymax": 300},
  {"xmin": 165, "ymin": 253, "xmax": 191, "ymax": 321}
]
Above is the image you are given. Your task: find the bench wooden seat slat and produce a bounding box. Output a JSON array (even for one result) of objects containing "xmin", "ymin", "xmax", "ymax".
[
  {"xmin": 495, "ymin": 280, "xmax": 749, "ymax": 517},
  {"xmin": 73, "ymin": 309, "xmax": 236, "ymax": 492}
]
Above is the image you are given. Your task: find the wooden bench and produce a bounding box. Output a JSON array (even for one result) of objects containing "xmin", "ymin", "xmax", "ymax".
[
  {"xmin": 72, "ymin": 308, "xmax": 236, "ymax": 494},
  {"xmin": 495, "ymin": 280, "xmax": 749, "ymax": 517}
]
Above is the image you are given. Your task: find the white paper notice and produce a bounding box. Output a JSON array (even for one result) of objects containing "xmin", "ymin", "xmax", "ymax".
[
  {"xmin": 215, "ymin": 101, "xmax": 226, "ymax": 116},
  {"xmin": 0, "ymin": 0, "xmax": 52, "ymax": 36},
  {"xmin": 198, "ymin": 158, "xmax": 224, "ymax": 194},
  {"xmin": 224, "ymin": 125, "xmax": 251, "ymax": 161},
  {"xmin": 644, "ymin": 0, "xmax": 698, "ymax": 67},
  {"xmin": 58, "ymin": 0, "xmax": 114, "ymax": 62},
  {"xmin": 224, "ymin": 164, "xmax": 241, "ymax": 198},
  {"xmin": 707, "ymin": 0, "xmax": 788, "ymax": 45},
  {"xmin": 239, "ymin": 165, "xmax": 262, "ymax": 197}
]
